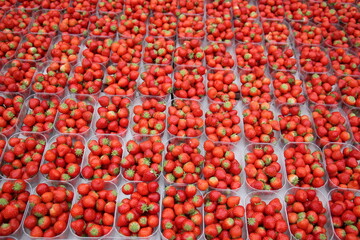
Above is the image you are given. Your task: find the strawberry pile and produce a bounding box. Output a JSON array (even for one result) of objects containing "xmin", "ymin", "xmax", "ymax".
[
  {"xmin": 70, "ymin": 179, "xmax": 116, "ymax": 237},
  {"xmin": 82, "ymin": 135, "xmax": 122, "ymax": 181},
  {"xmin": 0, "ymin": 180, "xmax": 29, "ymax": 236},
  {"xmin": 40, "ymin": 134, "xmax": 85, "ymax": 181},
  {"xmin": 284, "ymin": 143, "xmax": 326, "ymax": 188},
  {"xmin": 163, "ymin": 138, "xmax": 204, "ymax": 185},
  {"xmin": 161, "ymin": 185, "xmax": 203, "ymax": 240},
  {"xmin": 204, "ymin": 190, "xmax": 245, "ymax": 239},
  {"xmin": 24, "ymin": 183, "xmax": 74, "ymax": 237},
  {"xmin": 203, "ymin": 140, "xmax": 242, "ymax": 189},
  {"xmin": 1, "ymin": 134, "xmax": 46, "ymax": 179},
  {"xmin": 244, "ymin": 144, "xmax": 283, "ymax": 190},
  {"xmin": 122, "ymin": 136, "xmax": 163, "ymax": 182},
  {"xmin": 117, "ymin": 182, "xmax": 160, "ymax": 237}
]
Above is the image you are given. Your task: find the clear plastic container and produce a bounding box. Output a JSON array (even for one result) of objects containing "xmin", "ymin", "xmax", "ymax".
[
  {"xmin": 235, "ymin": 42, "xmax": 268, "ymax": 73},
  {"xmin": 324, "ymin": 24, "xmax": 352, "ymax": 49},
  {"xmin": 245, "ymin": 191, "xmax": 290, "ymax": 239},
  {"xmin": 0, "ymin": 59, "xmax": 38, "ymax": 97},
  {"xmin": 291, "ymin": 22, "xmax": 323, "ymax": 47},
  {"xmin": 87, "ymin": 13, "xmax": 118, "ymax": 39},
  {"xmin": 67, "ymin": 61, "xmax": 106, "ymax": 96},
  {"xmin": 114, "ymin": 181, "xmax": 162, "ymax": 240},
  {"xmin": 27, "ymin": 9, "xmax": 62, "ymax": 35},
  {"xmin": 97, "ymin": 0, "xmax": 124, "ymax": 17},
  {"xmin": 68, "ymin": 180, "xmax": 118, "ymax": 239},
  {"xmin": 176, "ymin": 14, "xmax": 206, "ymax": 43},
  {"xmin": 263, "ymin": 20, "xmax": 293, "ymax": 46},
  {"xmin": 148, "ymin": 13, "xmax": 177, "ymax": 40},
  {"xmin": 296, "ymin": 45, "xmax": 332, "ymax": 75},
  {"xmin": 205, "ymin": 17, "xmax": 235, "ymax": 47},
  {"xmin": 242, "ymin": 102, "xmax": 281, "ymax": 144},
  {"xmin": 283, "ymin": 142, "xmax": 328, "ymax": 189},
  {"xmin": 272, "ymin": 72, "xmax": 306, "ymax": 105},
  {"xmin": 108, "ymin": 36, "xmax": 143, "ymax": 65},
  {"xmin": 167, "ymin": 98, "xmax": 205, "ymax": 138},
  {"xmin": 129, "ymin": 96, "xmax": 168, "ymax": 142},
  {"xmin": 59, "ymin": 10, "xmax": 91, "ymax": 36},
  {"xmin": 162, "ymin": 136, "xmax": 205, "ymax": 186},
  {"xmin": 120, "ymin": 136, "xmax": 163, "ymax": 183},
  {"xmin": 0, "ymin": 178, "xmax": 32, "ymax": 239},
  {"xmin": 328, "ymin": 188, "xmax": 360, "ymax": 240},
  {"xmin": 205, "ymin": 0, "xmax": 232, "ymax": 20},
  {"xmin": 0, "ymin": 8, "xmax": 33, "ymax": 35},
  {"xmin": 15, "ymin": 33, "xmax": 56, "ymax": 63},
  {"xmin": 39, "ymin": 133, "xmax": 86, "ymax": 185},
  {"xmin": 30, "ymin": 61, "xmax": 72, "ymax": 99},
  {"xmin": 160, "ymin": 184, "xmax": 204, "ymax": 240},
  {"xmin": 322, "ymin": 142, "xmax": 360, "ymax": 189},
  {"xmin": 118, "ymin": 13, "xmax": 148, "ymax": 40},
  {"xmin": 243, "ymin": 143, "xmax": 286, "ymax": 192},
  {"xmin": 143, "ymin": 36, "xmax": 175, "ymax": 66},
  {"xmin": 277, "ymin": 103, "xmax": 316, "ymax": 144},
  {"xmin": 16, "ymin": 93, "xmax": 61, "ymax": 139},
  {"xmin": 234, "ymin": 18, "xmax": 265, "ymax": 45},
  {"xmin": 41, "ymin": 0, "xmax": 70, "ymax": 10},
  {"xmin": 309, "ymin": 104, "xmax": 353, "ymax": 147},
  {"xmin": 138, "ymin": 64, "xmax": 174, "ymax": 99},
  {"xmin": 267, "ymin": 43, "xmax": 298, "ymax": 74},
  {"xmin": 203, "ymin": 189, "xmax": 246, "ymax": 240},
  {"xmin": 21, "ymin": 180, "xmax": 76, "ymax": 239},
  {"xmin": 204, "ymin": 43, "xmax": 236, "ymax": 71},
  {"xmin": 232, "ymin": 0, "xmax": 259, "ymax": 20},
  {"xmin": 301, "ymin": 71, "xmax": 342, "ymax": 108},
  {"xmin": 47, "ymin": 35, "xmax": 85, "ymax": 65},
  {"xmin": 80, "ymin": 36, "xmax": 113, "ymax": 65},
  {"xmin": 0, "ymin": 32, "xmax": 21, "ymax": 64},
  {"xmin": 328, "ymin": 48, "xmax": 360, "ymax": 77},
  {"xmin": 54, "ymin": 94, "xmax": 96, "ymax": 139},
  {"xmin": 205, "ymin": 101, "xmax": 243, "ymax": 143},
  {"xmin": 284, "ymin": 187, "xmax": 333, "ymax": 240},
  {"xmin": 80, "ymin": 134, "xmax": 124, "ymax": 184},
  {"xmin": 172, "ymin": 65, "xmax": 206, "ymax": 101},
  {"xmin": 205, "ymin": 141, "xmax": 244, "ymax": 191},
  {"xmin": 206, "ymin": 68, "xmax": 241, "ymax": 104},
  {"xmin": 91, "ymin": 93, "xmax": 131, "ymax": 137},
  {"xmin": 0, "ymin": 92, "xmax": 25, "ymax": 137},
  {"xmin": 0, "ymin": 132, "xmax": 47, "ymax": 184},
  {"xmin": 102, "ymin": 62, "xmax": 139, "ymax": 100}
]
